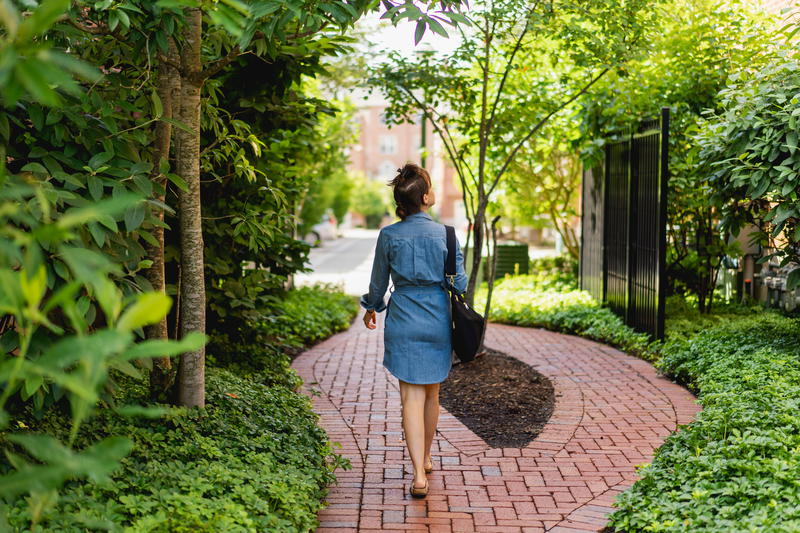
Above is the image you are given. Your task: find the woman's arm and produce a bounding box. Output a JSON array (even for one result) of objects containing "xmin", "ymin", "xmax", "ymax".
[
  {"xmin": 454, "ymin": 235, "xmax": 468, "ymax": 295},
  {"xmin": 360, "ymin": 230, "xmax": 390, "ymax": 316}
]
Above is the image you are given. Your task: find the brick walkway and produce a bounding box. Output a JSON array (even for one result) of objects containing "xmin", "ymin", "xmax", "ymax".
[{"xmin": 292, "ymin": 322, "xmax": 700, "ymax": 532}]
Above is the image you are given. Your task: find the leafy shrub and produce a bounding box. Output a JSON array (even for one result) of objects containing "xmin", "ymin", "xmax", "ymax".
[
  {"xmin": 527, "ymin": 254, "xmax": 579, "ymax": 291},
  {"xmin": 4, "ymin": 368, "xmax": 348, "ymax": 532},
  {"xmin": 609, "ymin": 313, "xmax": 800, "ymax": 532},
  {"xmin": 276, "ymin": 284, "xmax": 359, "ymax": 348},
  {"xmin": 210, "ymin": 284, "xmax": 358, "ymax": 388},
  {"xmin": 663, "ymin": 294, "xmax": 763, "ymax": 343},
  {"xmin": 480, "ymin": 274, "xmax": 653, "ymax": 359},
  {"xmin": 2, "ymin": 281, "xmax": 357, "ymax": 531},
  {"xmin": 695, "ymin": 56, "xmax": 800, "ymax": 288}
]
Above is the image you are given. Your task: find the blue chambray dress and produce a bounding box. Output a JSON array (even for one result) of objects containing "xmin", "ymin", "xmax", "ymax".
[{"xmin": 360, "ymin": 212, "xmax": 468, "ymax": 384}]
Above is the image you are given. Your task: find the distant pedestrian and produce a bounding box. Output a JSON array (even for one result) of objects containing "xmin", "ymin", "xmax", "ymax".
[{"xmin": 361, "ymin": 163, "xmax": 468, "ymax": 498}]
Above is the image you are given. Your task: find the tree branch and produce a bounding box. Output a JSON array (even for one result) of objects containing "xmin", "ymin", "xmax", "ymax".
[
  {"xmin": 200, "ymin": 46, "xmax": 242, "ymax": 80},
  {"xmin": 64, "ymin": 16, "xmax": 108, "ymax": 34},
  {"xmin": 485, "ymin": 1, "xmax": 542, "ymax": 134},
  {"xmin": 489, "ymin": 67, "xmax": 610, "ymax": 197}
]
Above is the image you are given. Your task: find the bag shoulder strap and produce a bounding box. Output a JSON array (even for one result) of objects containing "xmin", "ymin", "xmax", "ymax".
[{"xmin": 445, "ymin": 225, "xmax": 457, "ymax": 277}]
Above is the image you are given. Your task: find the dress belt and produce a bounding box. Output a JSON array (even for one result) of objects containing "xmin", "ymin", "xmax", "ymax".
[{"xmin": 392, "ymin": 284, "xmax": 446, "ymax": 294}]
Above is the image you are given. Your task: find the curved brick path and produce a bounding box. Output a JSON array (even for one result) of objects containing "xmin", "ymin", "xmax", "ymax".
[{"xmin": 292, "ymin": 322, "xmax": 700, "ymax": 532}]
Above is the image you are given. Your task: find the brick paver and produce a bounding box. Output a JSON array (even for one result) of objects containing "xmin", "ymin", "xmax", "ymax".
[{"xmin": 292, "ymin": 322, "xmax": 700, "ymax": 532}]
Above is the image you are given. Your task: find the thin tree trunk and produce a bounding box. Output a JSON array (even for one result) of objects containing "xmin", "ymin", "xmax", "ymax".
[
  {"xmin": 147, "ymin": 38, "xmax": 179, "ymax": 398},
  {"xmin": 467, "ymin": 207, "xmax": 485, "ymax": 305},
  {"xmin": 467, "ymin": 18, "xmax": 492, "ymax": 308},
  {"xmin": 480, "ymin": 215, "xmax": 501, "ymax": 349},
  {"xmin": 176, "ymin": 7, "xmax": 206, "ymax": 408}
]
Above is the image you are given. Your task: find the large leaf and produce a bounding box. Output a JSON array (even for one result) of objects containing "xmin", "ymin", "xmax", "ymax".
[
  {"xmin": 117, "ymin": 292, "xmax": 171, "ymax": 331},
  {"xmin": 120, "ymin": 331, "xmax": 206, "ymax": 361},
  {"xmin": 16, "ymin": 0, "xmax": 69, "ymax": 41}
]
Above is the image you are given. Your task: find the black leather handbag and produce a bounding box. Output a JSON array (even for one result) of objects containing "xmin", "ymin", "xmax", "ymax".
[{"xmin": 444, "ymin": 225, "xmax": 485, "ymax": 363}]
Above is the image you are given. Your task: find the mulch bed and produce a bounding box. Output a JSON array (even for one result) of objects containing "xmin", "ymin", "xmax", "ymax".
[{"xmin": 440, "ymin": 348, "xmax": 555, "ymax": 449}]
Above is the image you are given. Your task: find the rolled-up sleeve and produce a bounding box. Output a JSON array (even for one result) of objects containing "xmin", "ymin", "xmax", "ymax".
[
  {"xmin": 454, "ymin": 236, "xmax": 468, "ymax": 295},
  {"xmin": 360, "ymin": 229, "xmax": 390, "ymax": 312}
]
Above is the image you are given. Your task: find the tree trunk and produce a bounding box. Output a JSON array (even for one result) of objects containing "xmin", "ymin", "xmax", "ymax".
[
  {"xmin": 147, "ymin": 38, "xmax": 179, "ymax": 399},
  {"xmin": 466, "ymin": 208, "xmax": 485, "ymax": 306},
  {"xmin": 176, "ymin": 7, "xmax": 206, "ymax": 408},
  {"xmin": 480, "ymin": 215, "xmax": 501, "ymax": 347}
]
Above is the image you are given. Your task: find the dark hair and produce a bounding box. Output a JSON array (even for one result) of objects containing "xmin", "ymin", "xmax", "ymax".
[{"xmin": 388, "ymin": 163, "xmax": 431, "ymax": 220}]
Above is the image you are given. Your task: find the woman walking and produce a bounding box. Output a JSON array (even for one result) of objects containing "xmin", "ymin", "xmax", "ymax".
[{"xmin": 361, "ymin": 163, "xmax": 468, "ymax": 498}]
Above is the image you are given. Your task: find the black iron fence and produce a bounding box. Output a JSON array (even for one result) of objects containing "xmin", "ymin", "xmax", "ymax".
[{"xmin": 580, "ymin": 108, "xmax": 669, "ymax": 340}]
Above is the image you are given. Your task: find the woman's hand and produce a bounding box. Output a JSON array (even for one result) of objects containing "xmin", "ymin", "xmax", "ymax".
[{"xmin": 363, "ymin": 309, "xmax": 377, "ymax": 330}]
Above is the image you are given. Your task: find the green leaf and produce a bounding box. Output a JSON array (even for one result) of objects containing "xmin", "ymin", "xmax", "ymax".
[
  {"xmin": 17, "ymin": 0, "xmax": 69, "ymax": 41},
  {"xmin": 166, "ymin": 173, "xmax": 188, "ymax": 192},
  {"xmin": 116, "ymin": 8, "xmax": 130, "ymax": 29},
  {"xmin": 414, "ymin": 19, "xmax": 426, "ymax": 45},
  {"xmin": 23, "ymin": 375, "xmax": 44, "ymax": 399},
  {"xmin": 123, "ymin": 205, "xmax": 145, "ymax": 232},
  {"xmin": 151, "ymin": 89, "xmax": 163, "ymax": 118},
  {"xmin": 114, "ymin": 405, "xmax": 174, "ymax": 418},
  {"xmin": 88, "ymin": 176, "xmax": 104, "ymax": 201},
  {"xmin": 7, "ymin": 434, "xmax": 72, "ymax": 465},
  {"xmin": 220, "ymin": 0, "xmax": 250, "ymax": 15},
  {"xmin": 117, "ymin": 292, "xmax": 172, "ymax": 332},
  {"xmin": 108, "ymin": 359, "xmax": 141, "ymax": 379},
  {"xmin": 79, "ymin": 436, "xmax": 133, "ymax": 482},
  {"xmin": 120, "ymin": 332, "xmax": 206, "ymax": 361},
  {"xmin": 787, "ymin": 131, "xmax": 798, "ymax": 154},
  {"xmin": 0, "ymin": 0, "xmax": 21, "ymax": 38},
  {"xmin": 47, "ymin": 51, "xmax": 101, "ymax": 83},
  {"xmin": 35, "ymin": 330, "xmax": 131, "ymax": 372},
  {"xmin": 59, "ymin": 247, "xmax": 117, "ymax": 283},
  {"xmin": 20, "ymin": 265, "xmax": 47, "ymax": 308},
  {"xmin": 427, "ymin": 17, "xmax": 448, "ymax": 38},
  {"xmin": 20, "ymin": 162, "xmax": 48, "ymax": 175},
  {"xmin": 56, "ymin": 193, "xmax": 140, "ymax": 230},
  {"xmin": 15, "ymin": 59, "xmax": 62, "ymax": 107},
  {"xmin": 88, "ymin": 152, "xmax": 114, "ymax": 170},
  {"xmin": 0, "ymin": 113, "xmax": 9, "ymax": 140}
]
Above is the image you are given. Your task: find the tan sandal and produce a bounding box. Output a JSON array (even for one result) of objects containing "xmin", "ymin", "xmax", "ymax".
[
  {"xmin": 410, "ymin": 477, "xmax": 428, "ymax": 498},
  {"xmin": 424, "ymin": 459, "xmax": 433, "ymax": 474}
]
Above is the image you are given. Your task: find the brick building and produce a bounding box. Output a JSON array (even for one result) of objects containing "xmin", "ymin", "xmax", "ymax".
[{"xmin": 348, "ymin": 89, "xmax": 466, "ymax": 229}]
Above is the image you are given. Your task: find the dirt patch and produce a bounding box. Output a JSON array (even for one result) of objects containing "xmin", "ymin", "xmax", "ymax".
[{"xmin": 440, "ymin": 348, "xmax": 555, "ymax": 448}]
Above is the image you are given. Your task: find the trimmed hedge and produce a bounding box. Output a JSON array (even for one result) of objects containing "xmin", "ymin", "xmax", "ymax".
[{"xmin": 609, "ymin": 313, "xmax": 800, "ymax": 532}]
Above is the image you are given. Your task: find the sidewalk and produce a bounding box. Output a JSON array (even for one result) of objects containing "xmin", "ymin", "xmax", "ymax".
[{"xmin": 292, "ymin": 322, "xmax": 700, "ymax": 532}]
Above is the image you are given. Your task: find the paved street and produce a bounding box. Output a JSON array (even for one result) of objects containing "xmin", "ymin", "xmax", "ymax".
[
  {"xmin": 295, "ymin": 228, "xmax": 559, "ymax": 297},
  {"xmin": 295, "ymin": 229, "xmax": 379, "ymax": 296}
]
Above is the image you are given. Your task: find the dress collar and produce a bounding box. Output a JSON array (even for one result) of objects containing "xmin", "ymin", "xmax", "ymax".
[{"xmin": 407, "ymin": 211, "xmax": 432, "ymax": 221}]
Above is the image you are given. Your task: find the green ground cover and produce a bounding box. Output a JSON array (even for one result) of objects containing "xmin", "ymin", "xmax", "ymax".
[
  {"xmin": 609, "ymin": 314, "xmax": 800, "ymax": 532},
  {"xmin": 2, "ymin": 284, "xmax": 358, "ymax": 532},
  {"xmin": 485, "ymin": 257, "xmax": 799, "ymax": 532},
  {"xmin": 477, "ymin": 256, "xmax": 653, "ymax": 359}
]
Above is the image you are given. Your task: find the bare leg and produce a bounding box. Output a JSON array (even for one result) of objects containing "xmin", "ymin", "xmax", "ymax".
[
  {"xmin": 423, "ymin": 383, "xmax": 440, "ymax": 468},
  {"xmin": 399, "ymin": 380, "xmax": 427, "ymax": 488}
]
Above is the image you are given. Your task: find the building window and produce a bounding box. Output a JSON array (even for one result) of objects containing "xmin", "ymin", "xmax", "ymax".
[
  {"xmin": 379, "ymin": 135, "xmax": 397, "ymax": 154},
  {"xmin": 379, "ymin": 161, "xmax": 397, "ymax": 179}
]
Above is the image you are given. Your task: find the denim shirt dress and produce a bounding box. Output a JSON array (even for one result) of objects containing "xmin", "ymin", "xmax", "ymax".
[{"xmin": 360, "ymin": 212, "xmax": 468, "ymax": 384}]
